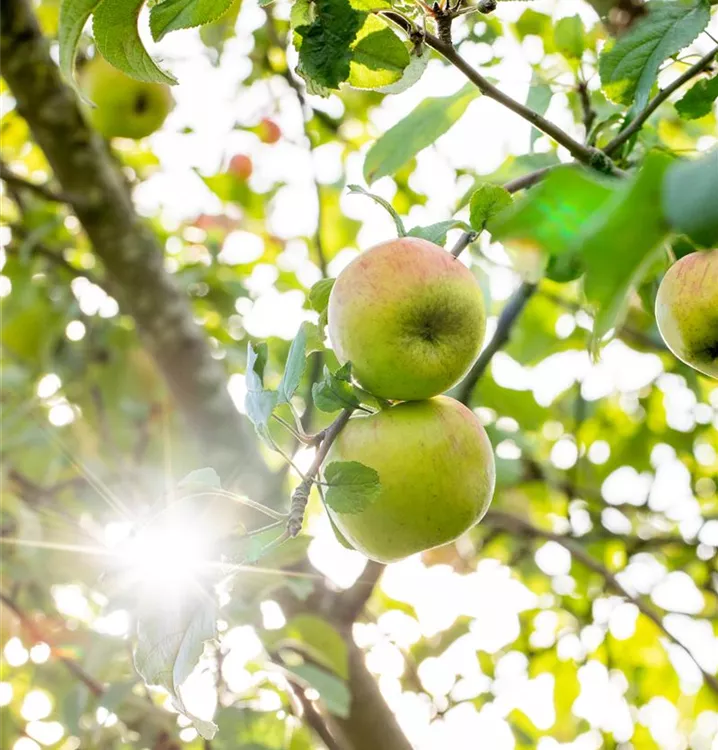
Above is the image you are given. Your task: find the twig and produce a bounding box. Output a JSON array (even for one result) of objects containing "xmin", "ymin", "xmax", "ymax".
[
  {"xmin": 0, "ymin": 592, "xmax": 105, "ymax": 697},
  {"xmin": 450, "ymin": 231, "xmax": 478, "ymax": 258},
  {"xmin": 456, "ymin": 282, "xmax": 537, "ymax": 404},
  {"xmin": 382, "ymin": 13, "xmax": 614, "ymax": 173},
  {"xmin": 287, "ymin": 409, "xmax": 354, "ymax": 537},
  {"xmin": 0, "ymin": 161, "xmax": 76, "ymax": 203},
  {"xmin": 449, "ymin": 166, "xmax": 558, "ymax": 262},
  {"xmin": 604, "ymin": 44, "xmax": 718, "ymax": 156},
  {"xmin": 577, "ymin": 80, "xmax": 596, "ymax": 140},
  {"xmin": 5, "ymin": 239, "xmax": 98, "ymax": 282},
  {"xmin": 483, "ymin": 511, "xmax": 718, "ymax": 695},
  {"xmin": 503, "ymin": 166, "xmax": 558, "ymax": 194}
]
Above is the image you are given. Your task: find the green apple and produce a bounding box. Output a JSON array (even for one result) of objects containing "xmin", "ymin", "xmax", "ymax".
[
  {"xmin": 655, "ymin": 249, "xmax": 718, "ymax": 379},
  {"xmin": 328, "ymin": 237, "xmax": 486, "ymax": 400},
  {"xmin": 82, "ymin": 57, "xmax": 173, "ymax": 140},
  {"xmin": 324, "ymin": 396, "xmax": 495, "ymax": 563}
]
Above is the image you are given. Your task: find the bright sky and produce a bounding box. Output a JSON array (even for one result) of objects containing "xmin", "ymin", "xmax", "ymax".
[{"xmin": 4, "ymin": 0, "xmax": 718, "ymax": 747}]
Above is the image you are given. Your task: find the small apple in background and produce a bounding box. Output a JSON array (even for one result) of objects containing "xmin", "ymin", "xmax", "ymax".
[
  {"xmin": 655, "ymin": 249, "xmax": 718, "ymax": 379},
  {"xmin": 328, "ymin": 237, "xmax": 486, "ymax": 401},
  {"xmin": 81, "ymin": 56, "xmax": 173, "ymax": 140},
  {"xmin": 324, "ymin": 396, "xmax": 495, "ymax": 563},
  {"xmin": 229, "ymin": 154, "xmax": 253, "ymax": 181},
  {"xmin": 258, "ymin": 117, "xmax": 281, "ymax": 144}
]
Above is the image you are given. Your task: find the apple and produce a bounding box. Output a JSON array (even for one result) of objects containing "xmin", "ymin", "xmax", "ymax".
[
  {"xmin": 655, "ymin": 249, "xmax": 718, "ymax": 379},
  {"xmin": 229, "ymin": 154, "xmax": 253, "ymax": 181},
  {"xmin": 328, "ymin": 237, "xmax": 486, "ymax": 400},
  {"xmin": 82, "ymin": 56, "xmax": 173, "ymax": 140},
  {"xmin": 258, "ymin": 118, "xmax": 281, "ymax": 144},
  {"xmin": 324, "ymin": 396, "xmax": 495, "ymax": 563}
]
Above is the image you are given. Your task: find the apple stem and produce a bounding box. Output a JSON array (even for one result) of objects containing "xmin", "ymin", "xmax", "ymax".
[
  {"xmin": 287, "ymin": 408, "xmax": 354, "ymax": 536},
  {"xmin": 449, "ymin": 230, "xmax": 478, "ymax": 258}
]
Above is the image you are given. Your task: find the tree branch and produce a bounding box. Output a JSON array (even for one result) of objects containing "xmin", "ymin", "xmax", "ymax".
[
  {"xmin": 0, "ymin": 591, "xmax": 105, "ymax": 697},
  {"xmin": 335, "ymin": 560, "xmax": 385, "ymax": 624},
  {"xmin": 0, "ymin": 0, "xmax": 269, "ymax": 492},
  {"xmin": 604, "ymin": 44, "xmax": 718, "ymax": 156},
  {"xmin": 382, "ymin": 12, "xmax": 614, "ymax": 172},
  {"xmin": 287, "ymin": 409, "xmax": 354, "ymax": 536},
  {"xmin": 484, "ymin": 510, "xmax": 718, "ymax": 695},
  {"xmin": 456, "ymin": 282, "xmax": 537, "ymax": 404},
  {"xmin": 503, "ymin": 165, "xmax": 558, "ymax": 194},
  {"xmin": 0, "ymin": 161, "xmax": 76, "ymax": 203},
  {"xmin": 5, "ymin": 233, "xmax": 99, "ymax": 283}
]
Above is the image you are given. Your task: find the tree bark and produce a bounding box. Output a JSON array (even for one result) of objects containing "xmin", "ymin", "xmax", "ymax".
[
  {"xmin": 1, "ymin": 1, "xmax": 412, "ymax": 746},
  {"xmin": 0, "ymin": 0, "xmax": 267, "ymax": 493},
  {"xmin": 335, "ymin": 640, "xmax": 413, "ymax": 750}
]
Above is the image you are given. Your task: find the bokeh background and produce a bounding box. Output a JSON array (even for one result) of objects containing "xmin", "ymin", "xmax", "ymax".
[{"xmin": 2, "ymin": 0, "xmax": 718, "ymax": 748}]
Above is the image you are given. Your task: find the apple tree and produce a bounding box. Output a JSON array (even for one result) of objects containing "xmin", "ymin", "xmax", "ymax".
[{"xmin": 1, "ymin": 0, "xmax": 718, "ymax": 748}]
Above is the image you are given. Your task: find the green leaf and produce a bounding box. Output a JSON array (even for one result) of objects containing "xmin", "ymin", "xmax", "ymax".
[
  {"xmin": 149, "ymin": 0, "xmax": 236, "ymax": 42},
  {"xmin": 525, "ymin": 74, "xmax": 553, "ymax": 150},
  {"xmin": 407, "ymin": 220, "xmax": 472, "ymax": 246},
  {"xmin": 489, "ymin": 167, "xmax": 617, "ymax": 259},
  {"xmin": 245, "ymin": 342, "xmax": 278, "ymax": 442},
  {"xmin": 328, "ymin": 514, "xmax": 356, "ymax": 550},
  {"xmin": 662, "ymin": 148, "xmax": 718, "ymax": 247},
  {"xmin": 199, "ymin": 0, "xmax": 241, "ymax": 61},
  {"xmin": 92, "ymin": 0, "xmax": 178, "ymax": 83},
  {"xmin": 469, "ymin": 183, "xmax": 514, "ymax": 232},
  {"xmin": 578, "ymin": 150, "xmax": 673, "ymax": 343},
  {"xmin": 178, "ymin": 467, "xmax": 221, "ymax": 490},
  {"xmin": 288, "ymin": 663, "xmax": 351, "ymax": 718},
  {"xmin": 598, "ymin": 0, "xmax": 710, "ymax": 109},
  {"xmin": 294, "ymin": 0, "xmax": 364, "ymax": 91},
  {"xmin": 302, "ymin": 321, "xmax": 325, "ymax": 355},
  {"xmin": 246, "ymin": 341, "xmax": 268, "ymax": 389},
  {"xmin": 279, "ymin": 615, "xmax": 349, "ymax": 679},
  {"xmin": 134, "ymin": 599, "xmax": 218, "ymax": 739},
  {"xmin": 554, "ymin": 15, "xmax": 585, "ymax": 60},
  {"xmin": 312, "ymin": 365, "xmax": 362, "ymax": 413},
  {"xmin": 348, "ymin": 16, "xmax": 410, "ymax": 90},
  {"xmin": 308, "ymin": 278, "xmax": 335, "ymax": 315},
  {"xmin": 675, "ymin": 74, "xmax": 718, "ymax": 119},
  {"xmin": 363, "ymin": 83, "xmax": 479, "ymax": 184},
  {"xmin": 375, "ymin": 48, "xmax": 429, "ymax": 95},
  {"xmin": 347, "ymin": 184, "xmax": 406, "ymax": 236},
  {"xmin": 513, "ymin": 8, "xmax": 553, "ymax": 43},
  {"xmin": 58, "ymin": 0, "xmax": 102, "ymax": 86},
  {"xmin": 277, "ymin": 325, "xmax": 308, "ymax": 404},
  {"xmin": 290, "ymin": 0, "xmax": 314, "ymax": 28},
  {"xmin": 349, "ymin": 0, "xmax": 391, "ymax": 9},
  {"xmin": 323, "ymin": 460, "xmax": 381, "ymax": 514}
]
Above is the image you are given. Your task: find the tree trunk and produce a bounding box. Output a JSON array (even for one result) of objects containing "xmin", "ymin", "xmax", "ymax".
[
  {"xmin": 0, "ymin": 0, "xmax": 267, "ymax": 494},
  {"xmin": 1, "ymin": 2, "xmax": 414, "ymax": 746}
]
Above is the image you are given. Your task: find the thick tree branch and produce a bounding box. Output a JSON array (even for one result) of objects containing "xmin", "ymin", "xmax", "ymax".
[
  {"xmin": 484, "ymin": 510, "xmax": 718, "ymax": 695},
  {"xmin": 335, "ymin": 560, "xmax": 385, "ymax": 624},
  {"xmin": 0, "ymin": 0, "xmax": 269, "ymax": 492},
  {"xmin": 604, "ymin": 44, "xmax": 718, "ymax": 156},
  {"xmin": 336, "ymin": 641, "xmax": 413, "ymax": 750},
  {"xmin": 456, "ymin": 282, "xmax": 537, "ymax": 404},
  {"xmin": 275, "ymin": 568, "xmax": 413, "ymax": 750}
]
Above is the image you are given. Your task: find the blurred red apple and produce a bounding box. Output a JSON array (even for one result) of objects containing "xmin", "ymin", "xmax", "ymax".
[
  {"xmin": 258, "ymin": 117, "xmax": 281, "ymax": 144},
  {"xmin": 229, "ymin": 154, "xmax": 253, "ymax": 181}
]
